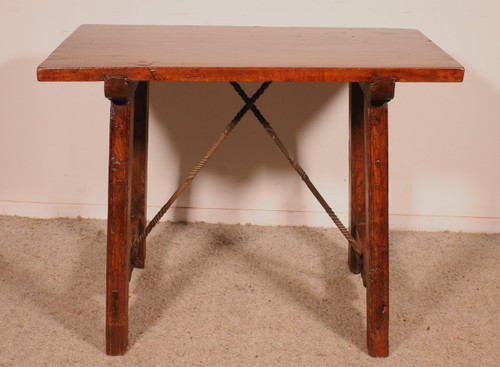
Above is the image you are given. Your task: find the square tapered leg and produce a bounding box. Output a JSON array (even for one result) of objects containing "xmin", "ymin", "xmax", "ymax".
[
  {"xmin": 349, "ymin": 82, "xmax": 366, "ymax": 275},
  {"xmin": 351, "ymin": 79, "xmax": 394, "ymax": 357},
  {"xmin": 104, "ymin": 77, "xmax": 138, "ymax": 355},
  {"xmin": 130, "ymin": 82, "xmax": 149, "ymax": 268}
]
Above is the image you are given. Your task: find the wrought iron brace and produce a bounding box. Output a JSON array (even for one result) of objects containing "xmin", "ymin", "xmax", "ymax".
[{"xmin": 131, "ymin": 81, "xmax": 361, "ymax": 261}]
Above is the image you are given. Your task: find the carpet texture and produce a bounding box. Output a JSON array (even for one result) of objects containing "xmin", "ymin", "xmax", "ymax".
[{"xmin": 0, "ymin": 216, "xmax": 498, "ymax": 366}]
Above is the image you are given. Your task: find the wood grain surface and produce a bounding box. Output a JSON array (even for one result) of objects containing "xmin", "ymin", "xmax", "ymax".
[
  {"xmin": 104, "ymin": 77, "xmax": 137, "ymax": 355},
  {"xmin": 37, "ymin": 25, "xmax": 464, "ymax": 82},
  {"xmin": 348, "ymin": 82, "xmax": 366, "ymax": 275},
  {"xmin": 360, "ymin": 79, "xmax": 394, "ymax": 357}
]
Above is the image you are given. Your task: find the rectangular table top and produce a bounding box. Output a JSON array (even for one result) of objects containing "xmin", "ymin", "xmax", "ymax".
[{"xmin": 37, "ymin": 25, "xmax": 464, "ymax": 83}]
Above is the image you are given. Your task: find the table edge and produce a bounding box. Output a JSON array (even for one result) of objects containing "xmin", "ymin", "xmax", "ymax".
[{"xmin": 37, "ymin": 65, "xmax": 465, "ymax": 83}]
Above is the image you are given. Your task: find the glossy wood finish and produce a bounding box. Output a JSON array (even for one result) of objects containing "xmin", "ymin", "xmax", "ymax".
[
  {"xmin": 104, "ymin": 77, "xmax": 138, "ymax": 355},
  {"xmin": 37, "ymin": 25, "xmax": 464, "ymax": 83},
  {"xmin": 37, "ymin": 25, "xmax": 464, "ymax": 358}
]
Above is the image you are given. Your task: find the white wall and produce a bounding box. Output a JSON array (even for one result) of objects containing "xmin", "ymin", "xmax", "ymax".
[{"xmin": 1, "ymin": 0, "xmax": 499, "ymax": 232}]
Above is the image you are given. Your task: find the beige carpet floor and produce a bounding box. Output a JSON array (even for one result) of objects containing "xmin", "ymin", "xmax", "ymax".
[{"xmin": 0, "ymin": 215, "xmax": 498, "ymax": 366}]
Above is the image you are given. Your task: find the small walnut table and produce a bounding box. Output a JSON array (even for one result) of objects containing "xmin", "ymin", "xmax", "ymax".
[{"xmin": 38, "ymin": 25, "xmax": 464, "ymax": 357}]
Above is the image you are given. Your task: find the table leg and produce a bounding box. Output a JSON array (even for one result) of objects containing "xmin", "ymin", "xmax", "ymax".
[
  {"xmin": 359, "ymin": 79, "xmax": 395, "ymax": 357},
  {"xmin": 349, "ymin": 82, "xmax": 366, "ymax": 274},
  {"xmin": 131, "ymin": 82, "xmax": 149, "ymax": 268},
  {"xmin": 104, "ymin": 77, "xmax": 138, "ymax": 355}
]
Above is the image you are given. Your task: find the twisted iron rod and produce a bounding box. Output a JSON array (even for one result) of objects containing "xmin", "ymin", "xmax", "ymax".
[
  {"xmin": 130, "ymin": 82, "xmax": 272, "ymax": 257},
  {"xmin": 230, "ymin": 82, "xmax": 360, "ymax": 254}
]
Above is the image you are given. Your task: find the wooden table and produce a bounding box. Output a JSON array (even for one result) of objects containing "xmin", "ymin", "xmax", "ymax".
[{"xmin": 38, "ymin": 25, "xmax": 464, "ymax": 357}]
